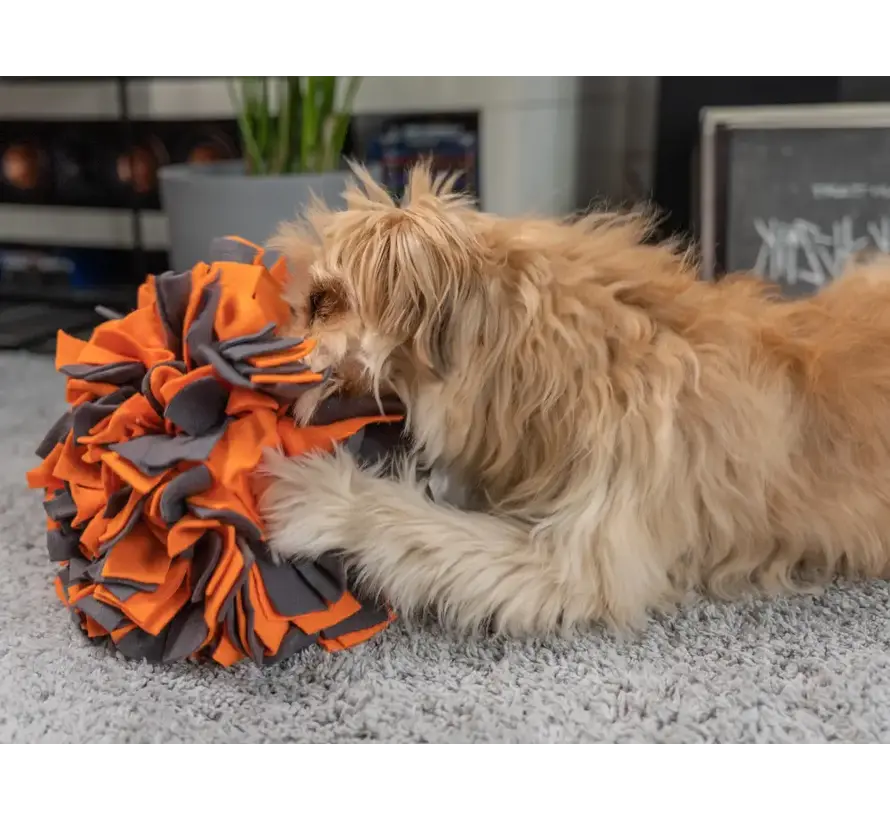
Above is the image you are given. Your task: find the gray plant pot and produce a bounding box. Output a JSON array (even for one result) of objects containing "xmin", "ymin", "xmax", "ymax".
[{"xmin": 159, "ymin": 160, "xmax": 357, "ymax": 271}]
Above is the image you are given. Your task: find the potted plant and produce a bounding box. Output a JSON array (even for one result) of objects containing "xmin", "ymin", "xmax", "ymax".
[{"xmin": 159, "ymin": 76, "xmax": 363, "ymax": 270}]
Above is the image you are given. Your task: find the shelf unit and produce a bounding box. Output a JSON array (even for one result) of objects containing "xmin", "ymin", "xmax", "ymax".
[
  {"xmin": 0, "ymin": 71, "xmax": 146, "ymax": 306},
  {"xmin": 0, "ymin": 77, "xmax": 154, "ymax": 348},
  {"xmin": 1, "ymin": 76, "xmax": 586, "ymax": 237},
  {"xmin": 0, "ymin": 77, "xmax": 586, "ymax": 350}
]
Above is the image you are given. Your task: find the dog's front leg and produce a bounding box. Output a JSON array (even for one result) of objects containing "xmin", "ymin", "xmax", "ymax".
[{"xmin": 260, "ymin": 447, "xmax": 594, "ymax": 636}]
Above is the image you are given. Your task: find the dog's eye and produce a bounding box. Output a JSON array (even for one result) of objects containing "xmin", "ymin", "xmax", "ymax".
[
  {"xmin": 308, "ymin": 282, "xmax": 348, "ymax": 323},
  {"xmin": 309, "ymin": 289, "xmax": 326, "ymax": 320}
]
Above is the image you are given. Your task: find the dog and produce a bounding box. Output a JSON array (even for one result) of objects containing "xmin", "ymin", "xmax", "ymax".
[{"xmin": 259, "ymin": 162, "xmax": 890, "ymax": 637}]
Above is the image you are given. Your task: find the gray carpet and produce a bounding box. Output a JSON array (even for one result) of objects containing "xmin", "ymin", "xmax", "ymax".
[{"xmin": 3, "ymin": 350, "xmax": 890, "ymax": 743}]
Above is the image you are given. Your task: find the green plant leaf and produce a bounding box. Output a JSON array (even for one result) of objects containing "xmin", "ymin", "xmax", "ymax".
[
  {"xmin": 288, "ymin": 77, "xmax": 303, "ymax": 172},
  {"xmin": 302, "ymin": 77, "xmax": 319, "ymax": 173},
  {"xmin": 228, "ymin": 77, "xmax": 267, "ymax": 175},
  {"xmin": 273, "ymin": 81, "xmax": 285, "ymax": 171},
  {"xmin": 315, "ymin": 77, "xmax": 336, "ymax": 172},
  {"xmin": 256, "ymin": 77, "xmax": 270, "ymax": 164},
  {"xmin": 325, "ymin": 77, "xmax": 362, "ymax": 171},
  {"xmin": 229, "ymin": 75, "xmax": 361, "ymax": 176}
]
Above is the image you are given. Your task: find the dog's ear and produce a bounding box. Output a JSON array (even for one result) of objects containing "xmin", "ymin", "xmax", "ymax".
[{"xmin": 348, "ymin": 164, "xmax": 483, "ymax": 373}]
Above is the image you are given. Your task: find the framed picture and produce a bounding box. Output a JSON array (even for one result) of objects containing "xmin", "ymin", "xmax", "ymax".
[{"xmin": 698, "ymin": 103, "xmax": 890, "ymax": 296}]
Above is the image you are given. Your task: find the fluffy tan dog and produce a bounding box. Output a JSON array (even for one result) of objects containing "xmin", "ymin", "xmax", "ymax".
[{"xmin": 260, "ymin": 162, "xmax": 890, "ymax": 636}]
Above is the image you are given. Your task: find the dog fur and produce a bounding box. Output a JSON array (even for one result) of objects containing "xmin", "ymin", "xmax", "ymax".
[{"xmin": 260, "ymin": 162, "xmax": 890, "ymax": 636}]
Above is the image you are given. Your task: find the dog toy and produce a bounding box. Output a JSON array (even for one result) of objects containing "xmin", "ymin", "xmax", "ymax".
[{"xmin": 26, "ymin": 236, "xmax": 403, "ymax": 667}]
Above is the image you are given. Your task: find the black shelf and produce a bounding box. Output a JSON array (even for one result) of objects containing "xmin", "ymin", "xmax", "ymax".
[
  {"xmin": 0, "ymin": 281, "xmax": 137, "ymax": 309},
  {"xmin": 0, "ymin": 77, "xmax": 146, "ymax": 350},
  {"xmin": 0, "ymin": 71, "xmax": 332, "ymax": 350}
]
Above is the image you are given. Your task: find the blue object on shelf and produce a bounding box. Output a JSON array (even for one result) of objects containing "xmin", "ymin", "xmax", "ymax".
[{"xmin": 370, "ymin": 120, "xmax": 479, "ymax": 201}]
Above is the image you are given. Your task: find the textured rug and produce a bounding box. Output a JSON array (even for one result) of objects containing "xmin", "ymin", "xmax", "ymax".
[{"xmin": 3, "ymin": 350, "xmax": 890, "ymax": 743}]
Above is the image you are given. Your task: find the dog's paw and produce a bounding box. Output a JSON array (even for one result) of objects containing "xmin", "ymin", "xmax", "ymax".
[{"xmin": 259, "ymin": 447, "xmax": 368, "ymax": 563}]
